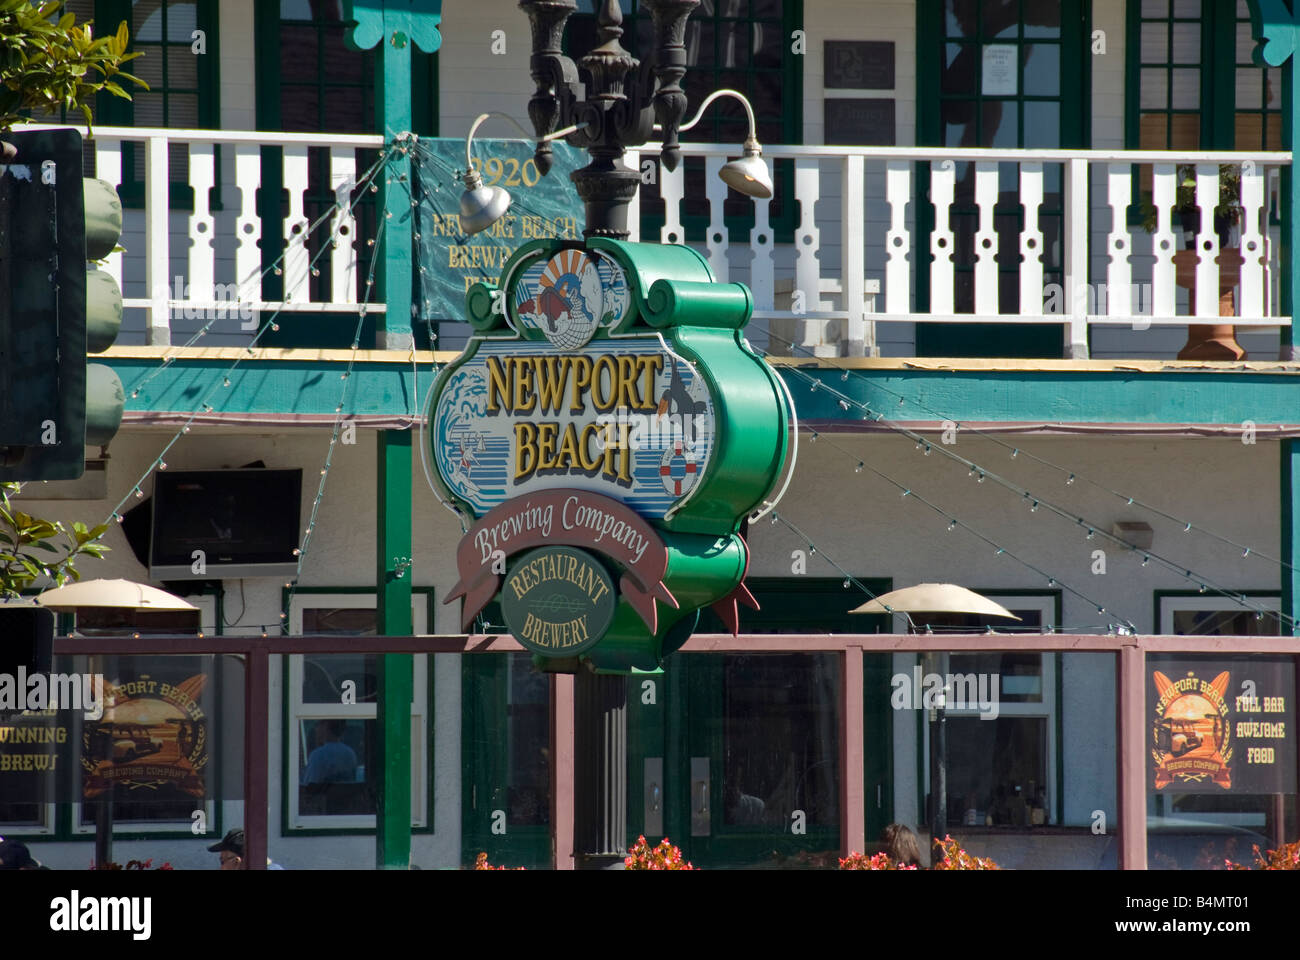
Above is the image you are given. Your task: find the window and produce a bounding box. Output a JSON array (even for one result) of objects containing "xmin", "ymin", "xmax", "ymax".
[
  {"xmin": 894, "ymin": 594, "xmax": 1061, "ymax": 828},
  {"xmin": 65, "ymin": 1, "xmax": 221, "ymax": 207},
  {"xmin": 566, "ymin": 0, "xmax": 803, "ymax": 241},
  {"xmin": 1158, "ymin": 592, "xmax": 1281, "ymax": 635},
  {"xmin": 64, "ymin": 594, "xmax": 220, "ymax": 838},
  {"xmin": 253, "ymin": 0, "xmax": 439, "ymax": 346},
  {"xmin": 1128, "ymin": 0, "xmax": 1281, "ymax": 151},
  {"xmin": 285, "ymin": 591, "xmax": 432, "ymax": 831}
]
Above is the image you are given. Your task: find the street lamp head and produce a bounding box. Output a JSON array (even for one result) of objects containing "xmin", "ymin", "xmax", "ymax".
[
  {"xmin": 719, "ymin": 137, "xmax": 773, "ymax": 200},
  {"xmin": 459, "ymin": 167, "xmax": 512, "ymax": 236}
]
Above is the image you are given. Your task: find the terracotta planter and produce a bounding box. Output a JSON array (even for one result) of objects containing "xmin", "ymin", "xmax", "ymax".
[{"xmin": 1172, "ymin": 248, "xmax": 1246, "ymax": 361}]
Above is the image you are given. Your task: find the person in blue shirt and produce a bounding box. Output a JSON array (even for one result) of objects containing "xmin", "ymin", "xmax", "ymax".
[{"xmin": 301, "ymin": 718, "xmax": 359, "ymax": 785}]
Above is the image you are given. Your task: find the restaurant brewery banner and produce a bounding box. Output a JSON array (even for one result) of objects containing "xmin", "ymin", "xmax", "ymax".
[
  {"xmin": 423, "ymin": 234, "xmax": 795, "ymax": 673},
  {"xmin": 412, "ymin": 139, "xmax": 586, "ymax": 321},
  {"xmin": 1149, "ymin": 657, "xmax": 1296, "ymax": 793}
]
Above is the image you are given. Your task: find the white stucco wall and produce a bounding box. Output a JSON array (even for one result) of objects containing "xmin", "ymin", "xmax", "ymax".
[{"xmin": 9, "ymin": 421, "xmax": 1284, "ymax": 866}]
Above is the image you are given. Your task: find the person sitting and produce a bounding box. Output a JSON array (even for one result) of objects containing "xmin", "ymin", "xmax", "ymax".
[{"xmin": 301, "ymin": 719, "xmax": 359, "ymax": 785}]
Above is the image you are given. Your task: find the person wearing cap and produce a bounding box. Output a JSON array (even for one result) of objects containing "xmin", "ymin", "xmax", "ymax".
[
  {"xmin": 208, "ymin": 828, "xmax": 285, "ymax": 870},
  {"xmin": 0, "ymin": 839, "xmax": 44, "ymax": 870}
]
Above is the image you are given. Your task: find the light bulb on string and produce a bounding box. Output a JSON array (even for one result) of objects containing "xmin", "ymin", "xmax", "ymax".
[
  {"xmin": 1242, "ymin": 548, "xmax": 1250, "ymax": 558},
  {"xmin": 855, "ymin": 461, "xmax": 864, "ymax": 473},
  {"xmin": 158, "ymin": 461, "xmax": 166, "ymax": 470},
  {"xmin": 946, "ymin": 520, "xmax": 956, "ymax": 531},
  {"xmin": 1066, "ymin": 474, "xmax": 1075, "ymax": 485}
]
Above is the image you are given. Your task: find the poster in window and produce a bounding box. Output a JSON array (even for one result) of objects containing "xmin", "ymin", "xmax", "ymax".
[
  {"xmin": 81, "ymin": 664, "xmax": 210, "ymax": 804},
  {"xmin": 982, "ymin": 45, "xmax": 1018, "ymax": 96},
  {"xmin": 1149, "ymin": 658, "xmax": 1295, "ymax": 794}
]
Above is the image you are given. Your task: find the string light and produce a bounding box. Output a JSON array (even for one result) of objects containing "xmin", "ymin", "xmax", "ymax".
[
  {"xmin": 757, "ymin": 322, "xmax": 1295, "ymax": 579},
  {"xmin": 777, "ymin": 364, "xmax": 1292, "ymax": 631}
]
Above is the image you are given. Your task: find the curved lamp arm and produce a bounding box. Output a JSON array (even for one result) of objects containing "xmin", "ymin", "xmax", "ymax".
[
  {"xmin": 668, "ymin": 89, "xmax": 758, "ymax": 141},
  {"xmin": 465, "ymin": 111, "xmax": 588, "ymax": 175}
]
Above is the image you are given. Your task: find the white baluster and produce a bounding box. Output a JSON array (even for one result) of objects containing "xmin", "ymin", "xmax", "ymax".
[
  {"xmin": 144, "ymin": 136, "xmax": 170, "ymax": 345},
  {"xmin": 794, "ymin": 158, "xmax": 830, "ymax": 354},
  {"xmin": 93, "ymin": 140, "xmax": 124, "ymax": 297},
  {"xmin": 704, "ymin": 155, "xmax": 729, "ymax": 282},
  {"xmin": 1105, "ymin": 163, "xmax": 1132, "ymax": 317},
  {"xmin": 234, "ymin": 145, "xmax": 262, "ymax": 324},
  {"xmin": 329, "ymin": 148, "xmax": 357, "ymax": 305},
  {"xmin": 929, "ymin": 159, "xmax": 956, "ymax": 316},
  {"xmin": 1151, "ymin": 163, "xmax": 1177, "ymax": 319},
  {"xmin": 1238, "ymin": 160, "xmax": 1265, "ymax": 319},
  {"xmin": 973, "ymin": 162, "xmax": 998, "ymax": 316},
  {"xmin": 1063, "ymin": 157, "xmax": 1089, "ymax": 357},
  {"xmin": 282, "ymin": 145, "xmax": 310, "ymax": 302},
  {"xmin": 884, "ymin": 160, "xmax": 911, "ymax": 315},
  {"xmin": 841, "ymin": 155, "xmax": 868, "ymax": 356},
  {"xmin": 660, "ymin": 159, "xmax": 684, "ymax": 245},
  {"xmin": 1018, "ymin": 162, "xmax": 1043, "ymax": 317},
  {"xmin": 1193, "ymin": 163, "xmax": 1220, "ymax": 318},
  {"xmin": 748, "ymin": 156, "xmax": 775, "ymax": 319},
  {"xmin": 187, "ymin": 143, "xmax": 216, "ymax": 307}
]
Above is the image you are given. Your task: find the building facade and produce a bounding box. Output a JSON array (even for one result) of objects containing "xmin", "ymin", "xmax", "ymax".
[{"xmin": 2, "ymin": 0, "xmax": 1298, "ymax": 869}]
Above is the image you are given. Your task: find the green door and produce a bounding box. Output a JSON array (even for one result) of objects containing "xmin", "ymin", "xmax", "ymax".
[
  {"xmin": 628, "ymin": 578, "xmax": 891, "ymax": 868},
  {"xmin": 916, "ymin": 0, "xmax": 1089, "ymax": 357},
  {"xmin": 461, "ymin": 650, "xmax": 552, "ymax": 869}
]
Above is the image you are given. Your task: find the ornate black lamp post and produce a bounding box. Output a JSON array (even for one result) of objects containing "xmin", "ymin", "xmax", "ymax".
[
  {"xmin": 520, "ymin": 0, "xmax": 698, "ymax": 241},
  {"xmin": 515, "ymin": 0, "xmax": 697, "ymax": 869}
]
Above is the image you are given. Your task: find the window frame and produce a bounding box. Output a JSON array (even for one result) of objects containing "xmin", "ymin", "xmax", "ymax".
[
  {"xmin": 66, "ymin": 590, "xmax": 223, "ymax": 840},
  {"xmin": 1155, "ymin": 589, "xmax": 1281, "ymax": 635},
  {"xmin": 79, "ymin": 0, "xmax": 223, "ymax": 210},
  {"xmin": 282, "ymin": 588, "xmax": 435, "ymax": 834},
  {"xmin": 893, "ymin": 591, "xmax": 1064, "ymax": 828},
  {"xmin": 1123, "ymin": 0, "xmax": 1282, "ymax": 223}
]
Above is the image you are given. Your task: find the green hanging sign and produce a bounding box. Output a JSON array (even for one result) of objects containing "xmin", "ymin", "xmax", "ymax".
[{"xmin": 423, "ymin": 235, "xmax": 795, "ymax": 673}]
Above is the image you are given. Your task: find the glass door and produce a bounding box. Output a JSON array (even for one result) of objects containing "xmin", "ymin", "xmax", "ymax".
[
  {"xmin": 627, "ymin": 578, "xmax": 890, "ymax": 868},
  {"xmin": 916, "ymin": 0, "xmax": 1088, "ymax": 357}
]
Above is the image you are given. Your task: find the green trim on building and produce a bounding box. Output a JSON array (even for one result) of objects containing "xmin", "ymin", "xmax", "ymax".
[
  {"xmin": 110, "ymin": 352, "xmax": 1300, "ymax": 426},
  {"xmin": 276, "ymin": 586, "xmax": 437, "ymax": 839}
]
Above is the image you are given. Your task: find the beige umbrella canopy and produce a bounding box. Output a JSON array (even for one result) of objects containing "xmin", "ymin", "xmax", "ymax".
[
  {"xmin": 849, "ymin": 583, "xmax": 1021, "ymax": 620},
  {"xmin": 35, "ymin": 578, "xmax": 198, "ymax": 611}
]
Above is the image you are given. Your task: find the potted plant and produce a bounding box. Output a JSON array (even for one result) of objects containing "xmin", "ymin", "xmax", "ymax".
[{"xmin": 1142, "ymin": 164, "xmax": 1247, "ymax": 360}]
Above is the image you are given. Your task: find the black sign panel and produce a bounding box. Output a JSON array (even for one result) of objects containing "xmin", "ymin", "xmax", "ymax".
[
  {"xmin": 825, "ymin": 40, "xmax": 895, "ymax": 90},
  {"xmin": 824, "ymin": 99, "xmax": 896, "ymax": 146},
  {"xmin": 1148, "ymin": 657, "xmax": 1296, "ymax": 794}
]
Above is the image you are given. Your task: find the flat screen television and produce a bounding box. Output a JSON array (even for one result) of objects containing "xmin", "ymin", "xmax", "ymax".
[{"xmin": 149, "ymin": 469, "xmax": 303, "ymax": 579}]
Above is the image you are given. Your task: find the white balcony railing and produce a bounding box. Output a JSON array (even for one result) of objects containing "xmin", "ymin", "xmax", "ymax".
[
  {"xmin": 655, "ymin": 144, "xmax": 1291, "ymax": 359},
  {"xmin": 57, "ymin": 126, "xmax": 1292, "ymax": 359}
]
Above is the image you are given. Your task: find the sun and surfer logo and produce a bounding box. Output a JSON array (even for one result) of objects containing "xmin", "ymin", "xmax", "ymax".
[
  {"xmin": 1152, "ymin": 669, "xmax": 1232, "ymax": 789},
  {"xmin": 514, "ymin": 249, "xmax": 629, "ymax": 348}
]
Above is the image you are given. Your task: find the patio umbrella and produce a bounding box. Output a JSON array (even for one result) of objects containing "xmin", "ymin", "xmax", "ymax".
[
  {"xmin": 848, "ymin": 582, "xmax": 1021, "ymax": 619},
  {"xmin": 35, "ymin": 579, "xmax": 198, "ymax": 611},
  {"xmin": 850, "ymin": 583, "xmax": 1019, "ymax": 859}
]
